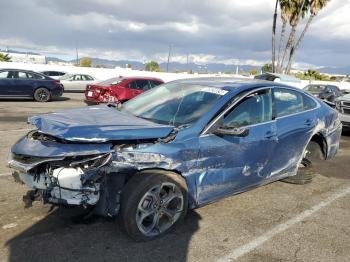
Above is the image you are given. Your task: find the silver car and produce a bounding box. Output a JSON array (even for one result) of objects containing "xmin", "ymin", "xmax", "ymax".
[
  {"xmin": 60, "ymin": 74, "xmax": 98, "ymax": 92},
  {"xmin": 335, "ymin": 94, "xmax": 350, "ymax": 127}
]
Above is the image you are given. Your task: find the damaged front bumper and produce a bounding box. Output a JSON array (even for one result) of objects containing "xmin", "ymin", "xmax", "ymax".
[
  {"xmin": 9, "ymin": 154, "xmax": 108, "ymax": 207},
  {"xmin": 8, "ymin": 133, "xmax": 115, "ymax": 208}
]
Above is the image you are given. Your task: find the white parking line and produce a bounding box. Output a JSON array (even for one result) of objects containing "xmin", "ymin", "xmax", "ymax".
[
  {"xmin": 0, "ymin": 172, "xmax": 11, "ymax": 177},
  {"xmin": 217, "ymin": 186, "xmax": 350, "ymax": 262},
  {"xmin": 0, "ymin": 128, "xmax": 32, "ymax": 133}
]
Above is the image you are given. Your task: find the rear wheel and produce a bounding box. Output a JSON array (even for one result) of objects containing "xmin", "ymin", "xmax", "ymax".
[
  {"xmin": 119, "ymin": 170, "xmax": 188, "ymax": 241},
  {"xmin": 282, "ymin": 141, "xmax": 323, "ymax": 185},
  {"xmin": 34, "ymin": 88, "xmax": 51, "ymax": 102}
]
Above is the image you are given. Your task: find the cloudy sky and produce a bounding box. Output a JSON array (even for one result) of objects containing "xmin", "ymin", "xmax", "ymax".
[{"xmin": 0, "ymin": 0, "xmax": 349, "ymax": 68}]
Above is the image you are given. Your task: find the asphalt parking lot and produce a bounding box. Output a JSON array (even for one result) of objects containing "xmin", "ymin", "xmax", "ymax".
[{"xmin": 0, "ymin": 94, "xmax": 350, "ymax": 262}]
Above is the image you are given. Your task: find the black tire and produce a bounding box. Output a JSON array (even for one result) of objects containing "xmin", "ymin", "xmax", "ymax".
[
  {"xmin": 34, "ymin": 87, "xmax": 51, "ymax": 102},
  {"xmin": 281, "ymin": 141, "xmax": 322, "ymax": 185},
  {"xmin": 119, "ymin": 170, "xmax": 188, "ymax": 241}
]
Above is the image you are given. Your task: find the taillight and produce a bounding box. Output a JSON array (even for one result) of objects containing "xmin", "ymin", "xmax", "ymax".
[{"xmin": 54, "ymin": 80, "xmax": 61, "ymax": 85}]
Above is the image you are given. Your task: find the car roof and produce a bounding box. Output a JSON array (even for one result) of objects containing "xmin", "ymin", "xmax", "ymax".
[
  {"xmin": 0, "ymin": 68, "xmax": 36, "ymax": 73},
  {"xmin": 121, "ymin": 76, "xmax": 163, "ymax": 81},
  {"xmin": 171, "ymin": 77, "xmax": 292, "ymax": 91},
  {"xmin": 255, "ymin": 73, "xmax": 301, "ymax": 82}
]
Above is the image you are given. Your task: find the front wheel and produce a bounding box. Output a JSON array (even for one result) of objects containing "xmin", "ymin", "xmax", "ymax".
[
  {"xmin": 34, "ymin": 88, "xmax": 51, "ymax": 102},
  {"xmin": 119, "ymin": 170, "xmax": 188, "ymax": 241}
]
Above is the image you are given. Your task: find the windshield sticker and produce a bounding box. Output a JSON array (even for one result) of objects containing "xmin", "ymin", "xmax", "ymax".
[{"xmin": 202, "ymin": 87, "xmax": 228, "ymax": 96}]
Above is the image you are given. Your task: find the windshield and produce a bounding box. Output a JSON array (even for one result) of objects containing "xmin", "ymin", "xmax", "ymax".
[
  {"xmin": 304, "ymin": 85, "xmax": 326, "ymax": 93},
  {"xmin": 97, "ymin": 77, "xmax": 124, "ymax": 86},
  {"xmin": 122, "ymin": 82, "xmax": 228, "ymax": 127}
]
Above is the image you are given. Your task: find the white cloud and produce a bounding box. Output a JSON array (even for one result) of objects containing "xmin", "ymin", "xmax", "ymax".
[{"xmin": 0, "ymin": 0, "xmax": 349, "ymax": 68}]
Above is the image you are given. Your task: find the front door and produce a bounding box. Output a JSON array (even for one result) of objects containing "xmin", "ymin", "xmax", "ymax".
[{"xmin": 197, "ymin": 88, "xmax": 277, "ymax": 205}]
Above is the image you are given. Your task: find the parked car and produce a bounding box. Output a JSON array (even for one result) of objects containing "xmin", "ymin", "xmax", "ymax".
[
  {"xmin": 0, "ymin": 69, "xmax": 63, "ymax": 102},
  {"xmin": 9, "ymin": 78, "xmax": 342, "ymax": 241},
  {"xmin": 60, "ymin": 74, "xmax": 97, "ymax": 92},
  {"xmin": 335, "ymin": 94, "xmax": 350, "ymax": 127},
  {"xmin": 303, "ymin": 84, "xmax": 342, "ymax": 104},
  {"xmin": 254, "ymin": 73, "xmax": 301, "ymax": 85},
  {"xmin": 40, "ymin": 70, "xmax": 67, "ymax": 79},
  {"xmin": 84, "ymin": 76, "xmax": 164, "ymax": 104}
]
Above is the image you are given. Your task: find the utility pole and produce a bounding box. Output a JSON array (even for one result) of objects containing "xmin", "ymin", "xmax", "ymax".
[
  {"xmin": 166, "ymin": 44, "xmax": 172, "ymax": 72},
  {"xmin": 76, "ymin": 46, "xmax": 79, "ymax": 66},
  {"xmin": 186, "ymin": 53, "xmax": 190, "ymax": 71}
]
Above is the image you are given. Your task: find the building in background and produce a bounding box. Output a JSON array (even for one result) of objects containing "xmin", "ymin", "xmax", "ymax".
[{"xmin": 0, "ymin": 49, "xmax": 46, "ymax": 64}]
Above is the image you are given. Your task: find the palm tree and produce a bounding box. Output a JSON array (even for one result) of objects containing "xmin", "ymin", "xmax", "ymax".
[
  {"xmin": 0, "ymin": 53, "xmax": 11, "ymax": 62},
  {"xmin": 285, "ymin": 0, "xmax": 330, "ymax": 73},
  {"xmin": 276, "ymin": 0, "xmax": 293, "ymax": 73},
  {"xmin": 279, "ymin": 0, "xmax": 309, "ymax": 73},
  {"xmin": 272, "ymin": 0, "xmax": 279, "ymax": 73}
]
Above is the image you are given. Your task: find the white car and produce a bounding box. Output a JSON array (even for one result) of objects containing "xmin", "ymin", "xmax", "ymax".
[
  {"xmin": 40, "ymin": 71, "xmax": 67, "ymax": 80},
  {"xmin": 335, "ymin": 94, "xmax": 350, "ymax": 128},
  {"xmin": 60, "ymin": 74, "xmax": 98, "ymax": 92}
]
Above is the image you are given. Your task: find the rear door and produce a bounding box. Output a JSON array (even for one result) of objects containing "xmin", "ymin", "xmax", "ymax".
[
  {"xmin": 267, "ymin": 87, "xmax": 318, "ymax": 177},
  {"xmin": 15, "ymin": 71, "xmax": 37, "ymax": 96},
  {"xmin": 0, "ymin": 70, "xmax": 15, "ymax": 96}
]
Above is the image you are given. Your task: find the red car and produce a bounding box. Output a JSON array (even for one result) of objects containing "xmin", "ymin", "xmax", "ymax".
[{"xmin": 85, "ymin": 76, "xmax": 164, "ymax": 104}]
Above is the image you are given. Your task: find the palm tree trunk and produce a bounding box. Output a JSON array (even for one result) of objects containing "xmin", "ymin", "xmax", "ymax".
[
  {"xmin": 285, "ymin": 14, "xmax": 315, "ymax": 74},
  {"xmin": 272, "ymin": 0, "xmax": 279, "ymax": 73},
  {"xmin": 276, "ymin": 21, "xmax": 287, "ymax": 73},
  {"xmin": 279, "ymin": 26, "xmax": 297, "ymax": 73}
]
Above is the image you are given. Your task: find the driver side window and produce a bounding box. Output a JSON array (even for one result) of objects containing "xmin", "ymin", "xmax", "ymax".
[{"xmin": 223, "ymin": 89, "xmax": 272, "ymax": 128}]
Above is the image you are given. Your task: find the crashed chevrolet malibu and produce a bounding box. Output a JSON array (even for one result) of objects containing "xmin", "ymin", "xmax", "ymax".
[{"xmin": 9, "ymin": 78, "xmax": 342, "ymax": 241}]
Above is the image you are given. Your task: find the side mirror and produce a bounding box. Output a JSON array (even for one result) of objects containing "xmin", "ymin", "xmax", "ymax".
[{"xmin": 214, "ymin": 126, "xmax": 249, "ymax": 137}]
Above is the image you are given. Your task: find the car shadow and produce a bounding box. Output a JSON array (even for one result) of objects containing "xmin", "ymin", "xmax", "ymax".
[
  {"xmin": 0, "ymin": 96, "xmax": 71, "ymax": 102},
  {"xmin": 6, "ymin": 207, "xmax": 201, "ymax": 262}
]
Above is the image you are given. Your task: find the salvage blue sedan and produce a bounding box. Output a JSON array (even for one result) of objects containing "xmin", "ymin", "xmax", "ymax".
[{"xmin": 9, "ymin": 78, "xmax": 342, "ymax": 241}]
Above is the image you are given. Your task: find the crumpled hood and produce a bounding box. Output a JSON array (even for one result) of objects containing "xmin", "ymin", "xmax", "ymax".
[{"xmin": 28, "ymin": 105, "xmax": 174, "ymax": 142}]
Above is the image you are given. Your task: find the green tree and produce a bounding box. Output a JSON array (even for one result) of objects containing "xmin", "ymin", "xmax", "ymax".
[
  {"xmin": 145, "ymin": 61, "xmax": 161, "ymax": 72},
  {"xmin": 295, "ymin": 69, "xmax": 330, "ymax": 80},
  {"xmin": 80, "ymin": 57, "xmax": 92, "ymax": 67},
  {"xmin": 285, "ymin": 0, "xmax": 330, "ymax": 73},
  {"xmin": 262, "ymin": 63, "xmax": 273, "ymax": 73},
  {"xmin": 250, "ymin": 68, "xmax": 258, "ymax": 75},
  {"xmin": 0, "ymin": 53, "xmax": 11, "ymax": 62}
]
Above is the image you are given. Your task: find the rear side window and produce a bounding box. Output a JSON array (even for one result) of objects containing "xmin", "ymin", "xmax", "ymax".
[
  {"xmin": 303, "ymin": 94, "xmax": 317, "ymax": 111},
  {"xmin": 127, "ymin": 80, "xmax": 138, "ymax": 89},
  {"xmin": 73, "ymin": 75, "xmax": 83, "ymax": 81},
  {"xmin": 274, "ymin": 88, "xmax": 315, "ymax": 118},
  {"xmin": 223, "ymin": 89, "xmax": 272, "ymax": 128},
  {"xmin": 149, "ymin": 80, "xmax": 163, "ymax": 88},
  {"xmin": 85, "ymin": 75, "xmax": 94, "ymax": 81},
  {"xmin": 135, "ymin": 80, "xmax": 151, "ymax": 91}
]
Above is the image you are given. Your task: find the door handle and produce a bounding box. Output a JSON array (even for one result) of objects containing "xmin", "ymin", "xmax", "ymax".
[{"xmin": 265, "ymin": 131, "xmax": 277, "ymax": 139}]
